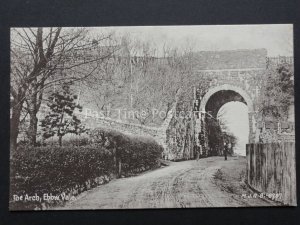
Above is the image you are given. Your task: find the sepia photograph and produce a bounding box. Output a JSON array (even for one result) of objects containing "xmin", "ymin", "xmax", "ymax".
[{"xmin": 9, "ymin": 24, "xmax": 296, "ymax": 210}]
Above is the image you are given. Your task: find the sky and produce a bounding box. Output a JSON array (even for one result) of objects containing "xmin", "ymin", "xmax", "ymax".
[
  {"xmin": 218, "ymin": 102, "xmax": 249, "ymax": 156},
  {"xmin": 93, "ymin": 24, "xmax": 293, "ymax": 56}
]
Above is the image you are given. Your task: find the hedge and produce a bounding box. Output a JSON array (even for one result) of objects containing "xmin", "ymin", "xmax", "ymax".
[
  {"xmin": 89, "ymin": 128, "xmax": 164, "ymax": 175},
  {"xmin": 10, "ymin": 128, "xmax": 163, "ymax": 210},
  {"xmin": 10, "ymin": 146, "xmax": 114, "ymax": 210}
]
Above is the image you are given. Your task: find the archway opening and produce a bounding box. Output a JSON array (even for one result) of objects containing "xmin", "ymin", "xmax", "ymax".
[
  {"xmin": 203, "ymin": 89, "xmax": 251, "ymax": 157},
  {"xmin": 217, "ymin": 102, "xmax": 249, "ymax": 156},
  {"xmin": 205, "ymin": 90, "xmax": 247, "ymax": 119}
]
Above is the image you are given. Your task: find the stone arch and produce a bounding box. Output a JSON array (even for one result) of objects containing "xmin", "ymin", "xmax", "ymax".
[
  {"xmin": 199, "ymin": 84, "xmax": 255, "ymax": 144},
  {"xmin": 199, "ymin": 84, "xmax": 254, "ymax": 113}
]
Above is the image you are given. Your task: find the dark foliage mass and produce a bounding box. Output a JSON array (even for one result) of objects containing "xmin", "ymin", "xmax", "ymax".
[
  {"xmin": 89, "ymin": 128, "xmax": 164, "ymax": 174},
  {"xmin": 10, "ymin": 128, "xmax": 163, "ymax": 210},
  {"xmin": 40, "ymin": 85, "xmax": 87, "ymax": 146},
  {"xmin": 261, "ymin": 64, "xmax": 294, "ymax": 120},
  {"xmin": 10, "ymin": 146, "xmax": 114, "ymax": 210}
]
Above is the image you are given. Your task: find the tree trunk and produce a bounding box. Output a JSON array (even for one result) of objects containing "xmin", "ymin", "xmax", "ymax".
[
  {"xmin": 28, "ymin": 111, "xmax": 38, "ymax": 146},
  {"xmin": 10, "ymin": 101, "xmax": 23, "ymax": 156},
  {"xmin": 10, "ymin": 98, "xmax": 23, "ymax": 156},
  {"xmin": 27, "ymin": 82, "xmax": 38, "ymax": 146},
  {"xmin": 27, "ymin": 81, "xmax": 44, "ymax": 146}
]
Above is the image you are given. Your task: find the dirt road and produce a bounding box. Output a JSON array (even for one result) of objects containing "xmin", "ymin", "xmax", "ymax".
[{"xmin": 58, "ymin": 156, "xmax": 278, "ymax": 209}]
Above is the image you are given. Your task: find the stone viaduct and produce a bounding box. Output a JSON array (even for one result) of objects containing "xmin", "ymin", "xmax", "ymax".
[{"xmin": 80, "ymin": 49, "xmax": 280, "ymax": 160}]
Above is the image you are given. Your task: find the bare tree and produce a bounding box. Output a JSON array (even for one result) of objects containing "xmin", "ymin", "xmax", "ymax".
[
  {"xmin": 10, "ymin": 27, "xmax": 116, "ymax": 151},
  {"xmin": 126, "ymin": 39, "xmax": 201, "ymax": 125}
]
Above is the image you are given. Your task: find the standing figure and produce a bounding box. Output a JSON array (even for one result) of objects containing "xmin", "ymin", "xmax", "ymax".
[
  {"xmin": 223, "ymin": 142, "xmax": 228, "ymax": 160},
  {"xmin": 227, "ymin": 142, "xmax": 232, "ymax": 155},
  {"xmin": 195, "ymin": 146, "xmax": 200, "ymax": 161},
  {"xmin": 198, "ymin": 145, "xmax": 203, "ymax": 160}
]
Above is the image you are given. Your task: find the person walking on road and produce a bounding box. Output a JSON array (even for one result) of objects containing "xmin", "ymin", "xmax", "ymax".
[
  {"xmin": 223, "ymin": 142, "xmax": 228, "ymax": 161},
  {"xmin": 195, "ymin": 145, "xmax": 201, "ymax": 161}
]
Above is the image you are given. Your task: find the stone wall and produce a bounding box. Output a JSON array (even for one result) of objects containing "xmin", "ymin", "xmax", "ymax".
[
  {"xmin": 164, "ymin": 112, "xmax": 196, "ymax": 161},
  {"xmin": 79, "ymin": 93, "xmax": 198, "ymax": 161},
  {"xmin": 193, "ymin": 49, "xmax": 267, "ymax": 70},
  {"xmin": 195, "ymin": 68, "xmax": 266, "ymax": 116},
  {"xmin": 257, "ymin": 120, "xmax": 295, "ymax": 143},
  {"xmin": 193, "ymin": 49, "xmax": 268, "ymax": 145},
  {"xmin": 79, "ymin": 107, "xmax": 174, "ymax": 153}
]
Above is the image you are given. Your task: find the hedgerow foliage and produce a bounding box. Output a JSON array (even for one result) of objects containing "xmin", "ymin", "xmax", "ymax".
[
  {"xmin": 260, "ymin": 63, "xmax": 294, "ymax": 120},
  {"xmin": 10, "ymin": 128, "xmax": 163, "ymax": 210},
  {"xmin": 89, "ymin": 128, "xmax": 164, "ymax": 174},
  {"xmin": 10, "ymin": 146, "xmax": 114, "ymax": 210}
]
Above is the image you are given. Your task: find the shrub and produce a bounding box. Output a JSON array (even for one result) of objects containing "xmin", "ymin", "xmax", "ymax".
[
  {"xmin": 89, "ymin": 128, "xmax": 164, "ymax": 175},
  {"xmin": 62, "ymin": 136, "xmax": 90, "ymax": 147},
  {"xmin": 42, "ymin": 135, "xmax": 90, "ymax": 147},
  {"xmin": 10, "ymin": 146, "xmax": 114, "ymax": 210},
  {"xmin": 10, "ymin": 128, "xmax": 163, "ymax": 210}
]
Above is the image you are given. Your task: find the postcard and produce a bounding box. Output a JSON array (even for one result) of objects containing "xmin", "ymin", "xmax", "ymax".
[{"xmin": 9, "ymin": 25, "xmax": 296, "ymax": 210}]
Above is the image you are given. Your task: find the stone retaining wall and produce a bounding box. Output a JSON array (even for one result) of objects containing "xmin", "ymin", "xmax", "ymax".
[{"xmin": 80, "ymin": 108, "xmax": 174, "ymax": 152}]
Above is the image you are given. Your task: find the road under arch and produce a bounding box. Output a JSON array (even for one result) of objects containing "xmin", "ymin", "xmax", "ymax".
[{"xmin": 199, "ymin": 84, "xmax": 254, "ymax": 143}]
